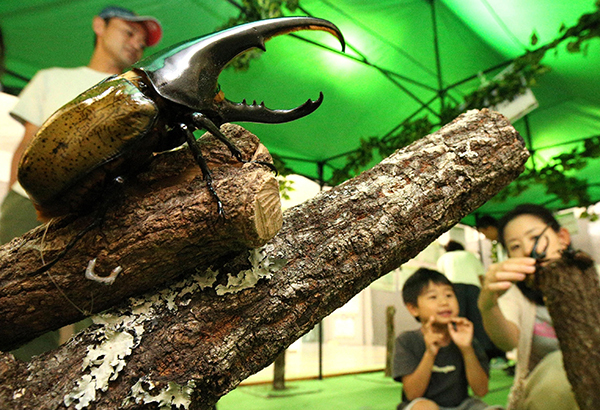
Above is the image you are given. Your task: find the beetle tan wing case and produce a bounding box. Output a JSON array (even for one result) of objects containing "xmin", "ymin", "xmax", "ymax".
[{"xmin": 18, "ymin": 72, "xmax": 160, "ymax": 219}]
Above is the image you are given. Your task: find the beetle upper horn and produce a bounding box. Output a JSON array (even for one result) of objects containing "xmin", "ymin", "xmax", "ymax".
[{"xmin": 134, "ymin": 17, "xmax": 345, "ymax": 121}]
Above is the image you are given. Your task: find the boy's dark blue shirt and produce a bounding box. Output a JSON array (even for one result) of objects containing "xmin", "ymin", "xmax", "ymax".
[{"xmin": 392, "ymin": 329, "xmax": 489, "ymax": 408}]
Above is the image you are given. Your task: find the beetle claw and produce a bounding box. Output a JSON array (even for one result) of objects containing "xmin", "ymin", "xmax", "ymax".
[
  {"xmin": 239, "ymin": 159, "xmax": 278, "ymax": 175},
  {"xmin": 180, "ymin": 123, "xmax": 227, "ymax": 217},
  {"xmin": 191, "ymin": 113, "xmax": 245, "ymax": 162},
  {"xmin": 85, "ymin": 258, "xmax": 122, "ymax": 285},
  {"xmin": 189, "ymin": 113, "xmax": 278, "ymax": 176}
]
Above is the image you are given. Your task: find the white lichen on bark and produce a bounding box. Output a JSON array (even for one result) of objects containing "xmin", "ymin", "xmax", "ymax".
[
  {"xmin": 64, "ymin": 330, "xmax": 139, "ymax": 409},
  {"xmin": 128, "ymin": 377, "xmax": 197, "ymax": 409},
  {"xmin": 62, "ymin": 269, "xmax": 217, "ymax": 408},
  {"xmin": 215, "ymin": 248, "xmax": 286, "ymax": 295},
  {"xmin": 62, "ymin": 247, "xmax": 284, "ymax": 408}
]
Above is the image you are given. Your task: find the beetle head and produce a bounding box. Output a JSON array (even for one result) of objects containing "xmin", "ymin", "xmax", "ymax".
[{"xmin": 134, "ymin": 17, "xmax": 345, "ymax": 125}]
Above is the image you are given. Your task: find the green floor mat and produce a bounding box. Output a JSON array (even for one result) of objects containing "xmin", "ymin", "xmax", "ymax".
[{"xmin": 217, "ymin": 368, "xmax": 513, "ymax": 410}]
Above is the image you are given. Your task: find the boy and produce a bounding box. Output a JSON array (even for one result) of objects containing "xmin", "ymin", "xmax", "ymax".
[{"xmin": 393, "ymin": 268, "xmax": 501, "ymax": 410}]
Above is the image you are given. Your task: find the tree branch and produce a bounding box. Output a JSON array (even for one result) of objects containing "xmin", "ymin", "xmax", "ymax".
[
  {"xmin": 0, "ymin": 109, "xmax": 529, "ymax": 410},
  {"xmin": 539, "ymin": 251, "xmax": 600, "ymax": 410},
  {"xmin": 0, "ymin": 124, "xmax": 282, "ymax": 350}
]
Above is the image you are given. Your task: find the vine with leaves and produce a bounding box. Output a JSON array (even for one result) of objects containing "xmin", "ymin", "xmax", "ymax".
[
  {"xmin": 221, "ymin": 0, "xmax": 600, "ymax": 209},
  {"xmin": 218, "ymin": 0, "xmax": 299, "ymax": 70},
  {"xmin": 329, "ymin": 1, "xmax": 600, "ymax": 206}
]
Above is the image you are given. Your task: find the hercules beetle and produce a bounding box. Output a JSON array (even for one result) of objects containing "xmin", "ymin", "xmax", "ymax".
[
  {"xmin": 524, "ymin": 224, "xmax": 551, "ymax": 290},
  {"xmin": 18, "ymin": 17, "xmax": 346, "ymax": 220}
]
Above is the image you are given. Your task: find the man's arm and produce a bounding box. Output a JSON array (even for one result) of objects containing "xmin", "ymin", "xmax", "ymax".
[{"xmin": 9, "ymin": 122, "xmax": 39, "ymax": 187}]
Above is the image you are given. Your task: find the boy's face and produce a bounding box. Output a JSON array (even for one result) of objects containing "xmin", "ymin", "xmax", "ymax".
[{"xmin": 407, "ymin": 281, "xmax": 459, "ymax": 325}]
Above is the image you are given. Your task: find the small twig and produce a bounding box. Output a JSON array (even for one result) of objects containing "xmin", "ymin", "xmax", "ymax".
[
  {"xmin": 39, "ymin": 218, "xmax": 54, "ymax": 265},
  {"xmin": 84, "ymin": 258, "xmax": 122, "ymax": 285}
]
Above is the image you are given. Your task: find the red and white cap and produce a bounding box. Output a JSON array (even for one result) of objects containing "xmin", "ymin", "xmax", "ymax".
[{"xmin": 98, "ymin": 6, "xmax": 162, "ymax": 47}]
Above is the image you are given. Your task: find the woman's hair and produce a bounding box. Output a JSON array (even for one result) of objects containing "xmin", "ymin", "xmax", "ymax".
[
  {"xmin": 497, "ymin": 204, "xmax": 561, "ymax": 249},
  {"xmin": 497, "ymin": 203, "xmax": 562, "ymax": 306},
  {"xmin": 476, "ymin": 214, "xmax": 497, "ymax": 229},
  {"xmin": 444, "ymin": 240, "xmax": 464, "ymax": 252}
]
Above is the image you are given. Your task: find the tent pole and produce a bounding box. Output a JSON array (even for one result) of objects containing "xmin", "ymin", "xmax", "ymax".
[
  {"xmin": 429, "ymin": 0, "xmax": 445, "ymax": 112},
  {"xmin": 317, "ymin": 161, "xmax": 325, "ymax": 380},
  {"xmin": 534, "ymin": 133, "xmax": 600, "ymax": 151},
  {"xmin": 317, "ymin": 161, "xmax": 325, "ymax": 191},
  {"xmin": 523, "ymin": 115, "xmax": 537, "ymax": 169}
]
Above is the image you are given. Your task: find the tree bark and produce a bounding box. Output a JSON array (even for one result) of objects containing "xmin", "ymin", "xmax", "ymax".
[
  {"xmin": 0, "ymin": 109, "xmax": 529, "ymax": 410},
  {"xmin": 0, "ymin": 123, "xmax": 282, "ymax": 351},
  {"xmin": 538, "ymin": 251, "xmax": 600, "ymax": 410}
]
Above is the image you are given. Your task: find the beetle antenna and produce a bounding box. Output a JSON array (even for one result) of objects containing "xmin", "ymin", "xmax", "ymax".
[
  {"xmin": 34, "ymin": 216, "xmax": 91, "ymax": 315},
  {"xmin": 39, "ymin": 218, "xmax": 54, "ymax": 265},
  {"xmin": 28, "ymin": 175, "xmax": 121, "ymax": 278},
  {"xmin": 28, "ymin": 216, "xmax": 103, "ymax": 277}
]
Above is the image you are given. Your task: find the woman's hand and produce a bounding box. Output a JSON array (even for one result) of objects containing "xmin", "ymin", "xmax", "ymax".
[{"xmin": 479, "ymin": 257, "xmax": 536, "ymax": 311}]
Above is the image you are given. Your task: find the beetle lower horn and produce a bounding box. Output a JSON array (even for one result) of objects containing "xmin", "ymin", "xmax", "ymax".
[{"xmin": 216, "ymin": 92, "xmax": 325, "ymax": 124}]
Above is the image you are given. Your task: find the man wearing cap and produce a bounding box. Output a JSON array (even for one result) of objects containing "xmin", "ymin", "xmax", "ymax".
[{"xmin": 1, "ymin": 6, "xmax": 162, "ymax": 360}]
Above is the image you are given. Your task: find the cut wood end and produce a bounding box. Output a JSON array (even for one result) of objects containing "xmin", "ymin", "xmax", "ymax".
[{"xmin": 254, "ymin": 176, "xmax": 283, "ymax": 243}]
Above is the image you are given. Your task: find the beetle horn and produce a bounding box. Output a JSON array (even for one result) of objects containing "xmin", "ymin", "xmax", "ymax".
[
  {"xmin": 216, "ymin": 92, "xmax": 325, "ymax": 124},
  {"xmin": 135, "ymin": 17, "xmax": 345, "ymax": 121}
]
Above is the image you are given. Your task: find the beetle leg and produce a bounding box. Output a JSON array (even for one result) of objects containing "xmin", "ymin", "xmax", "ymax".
[
  {"xmin": 191, "ymin": 113, "xmax": 244, "ymax": 161},
  {"xmin": 190, "ymin": 113, "xmax": 277, "ymax": 174},
  {"xmin": 180, "ymin": 123, "xmax": 225, "ymax": 216},
  {"xmin": 85, "ymin": 258, "xmax": 122, "ymax": 285}
]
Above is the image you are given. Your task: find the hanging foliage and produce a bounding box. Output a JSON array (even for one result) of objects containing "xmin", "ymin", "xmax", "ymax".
[
  {"xmin": 327, "ymin": 2, "xmax": 600, "ymax": 211},
  {"xmin": 494, "ymin": 136, "xmax": 600, "ymax": 209},
  {"xmin": 486, "ymin": 2, "xmax": 600, "ymax": 209},
  {"xmin": 218, "ymin": 0, "xmax": 300, "ymax": 70}
]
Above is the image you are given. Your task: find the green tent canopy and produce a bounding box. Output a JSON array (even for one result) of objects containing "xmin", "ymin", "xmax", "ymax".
[{"xmin": 1, "ymin": 0, "xmax": 599, "ymax": 225}]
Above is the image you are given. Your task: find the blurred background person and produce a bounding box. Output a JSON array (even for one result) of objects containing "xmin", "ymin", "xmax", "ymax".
[
  {"xmin": 477, "ymin": 215, "xmax": 507, "ymax": 263},
  {"xmin": 1, "ymin": 5, "xmax": 162, "ymax": 361}
]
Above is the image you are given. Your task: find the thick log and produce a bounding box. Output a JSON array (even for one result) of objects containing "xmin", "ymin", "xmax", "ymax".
[
  {"xmin": 0, "ymin": 124, "xmax": 282, "ymax": 351},
  {"xmin": 0, "ymin": 109, "xmax": 529, "ymax": 410},
  {"xmin": 538, "ymin": 251, "xmax": 600, "ymax": 410}
]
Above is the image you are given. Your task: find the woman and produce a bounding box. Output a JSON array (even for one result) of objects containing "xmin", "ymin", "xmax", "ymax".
[{"xmin": 477, "ymin": 204, "xmax": 579, "ymax": 410}]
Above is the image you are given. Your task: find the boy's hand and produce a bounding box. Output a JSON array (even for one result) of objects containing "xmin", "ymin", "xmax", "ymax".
[
  {"xmin": 448, "ymin": 317, "xmax": 473, "ymax": 350},
  {"xmin": 423, "ymin": 316, "xmax": 443, "ymax": 355}
]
